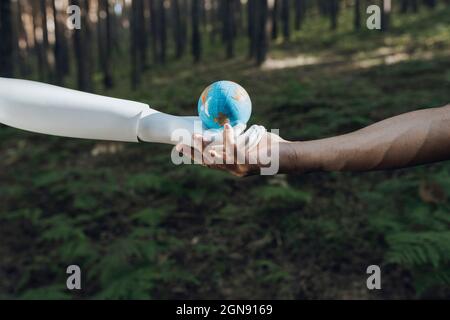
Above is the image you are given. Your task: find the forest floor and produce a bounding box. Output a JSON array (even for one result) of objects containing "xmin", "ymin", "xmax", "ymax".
[{"xmin": 1, "ymin": 5, "xmax": 450, "ymax": 299}]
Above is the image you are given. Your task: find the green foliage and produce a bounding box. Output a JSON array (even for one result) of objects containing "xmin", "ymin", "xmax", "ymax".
[
  {"xmin": 255, "ymin": 185, "xmax": 312, "ymax": 206},
  {"xmin": 386, "ymin": 232, "xmax": 450, "ymax": 268},
  {"xmin": 363, "ymin": 168, "xmax": 450, "ymax": 296}
]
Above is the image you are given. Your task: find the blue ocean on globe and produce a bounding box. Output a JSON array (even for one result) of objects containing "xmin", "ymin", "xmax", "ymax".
[{"xmin": 198, "ymin": 81, "xmax": 252, "ymax": 130}]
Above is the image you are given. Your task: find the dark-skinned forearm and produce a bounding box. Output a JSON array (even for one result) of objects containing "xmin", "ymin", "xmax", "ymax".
[{"xmin": 279, "ymin": 105, "xmax": 450, "ymax": 173}]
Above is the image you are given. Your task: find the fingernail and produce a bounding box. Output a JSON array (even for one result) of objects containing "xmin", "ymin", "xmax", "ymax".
[
  {"xmin": 175, "ymin": 144, "xmax": 182, "ymax": 152},
  {"xmin": 225, "ymin": 123, "xmax": 231, "ymax": 129}
]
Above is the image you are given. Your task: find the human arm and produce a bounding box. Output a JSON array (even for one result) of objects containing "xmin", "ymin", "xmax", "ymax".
[
  {"xmin": 183, "ymin": 104, "xmax": 450, "ymax": 176},
  {"xmin": 284, "ymin": 104, "xmax": 450, "ymax": 173}
]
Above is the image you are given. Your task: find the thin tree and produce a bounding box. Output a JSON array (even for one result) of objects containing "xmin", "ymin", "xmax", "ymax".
[
  {"xmin": 131, "ymin": 0, "xmax": 141, "ymax": 89},
  {"xmin": 72, "ymin": 0, "xmax": 92, "ymax": 92},
  {"xmin": 0, "ymin": 0, "xmax": 14, "ymax": 77},
  {"xmin": 138, "ymin": 0, "xmax": 148, "ymax": 68},
  {"xmin": 98, "ymin": 0, "xmax": 113, "ymax": 88},
  {"xmin": 400, "ymin": 0, "xmax": 409, "ymax": 13},
  {"xmin": 234, "ymin": 0, "xmax": 243, "ymax": 35},
  {"xmin": 223, "ymin": 0, "xmax": 235, "ymax": 58},
  {"xmin": 255, "ymin": 0, "xmax": 269, "ymax": 65},
  {"xmin": 218, "ymin": 0, "xmax": 225, "ymax": 41},
  {"xmin": 98, "ymin": 1, "xmax": 106, "ymax": 75},
  {"xmin": 411, "ymin": 0, "xmax": 419, "ymax": 12},
  {"xmin": 149, "ymin": 0, "xmax": 159, "ymax": 64},
  {"xmin": 209, "ymin": 0, "xmax": 220, "ymax": 43},
  {"xmin": 294, "ymin": 0, "xmax": 303, "ymax": 30},
  {"xmin": 180, "ymin": 0, "xmax": 188, "ymax": 53},
  {"xmin": 192, "ymin": 0, "xmax": 201, "ymax": 63},
  {"xmin": 15, "ymin": 0, "xmax": 31, "ymax": 77},
  {"xmin": 149, "ymin": 0, "xmax": 166, "ymax": 64},
  {"xmin": 158, "ymin": 0, "xmax": 166, "ymax": 64},
  {"xmin": 52, "ymin": 0, "xmax": 70, "ymax": 79},
  {"xmin": 40, "ymin": 0, "xmax": 51, "ymax": 81},
  {"xmin": 11, "ymin": 0, "xmax": 20, "ymax": 76},
  {"xmin": 381, "ymin": 0, "xmax": 391, "ymax": 31},
  {"xmin": 84, "ymin": 0, "xmax": 93, "ymax": 88},
  {"xmin": 423, "ymin": 0, "xmax": 436, "ymax": 8},
  {"xmin": 200, "ymin": 0, "xmax": 207, "ymax": 32},
  {"xmin": 271, "ymin": 0, "xmax": 279, "ymax": 40},
  {"xmin": 172, "ymin": 0, "xmax": 184, "ymax": 59},
  {"xmin": 317, "ymin": 0, "xmax": 328, "ymax": 16},
  {"xmin": 31, "ymin": 1, "xmax": 47, "ymax": 81},
  {"xmin": 354, "ymin": 0, "xmax": 361, "ymax": 30},
  {"xmin": 248, "ymin": 0, "xmax": 257, "ymax": 58},
  {"xmin": 281, "ymin": 0, "xmax": 290, "ymax": 40},
  {"xmin": 52, "ymin": 0, "xmax": 64, "ymax": 84},
  {"xmin": 329, "ymin": 0, "xmax": 339, "ymax": 30}
]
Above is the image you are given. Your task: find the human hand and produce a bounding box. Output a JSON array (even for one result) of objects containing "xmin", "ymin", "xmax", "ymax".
[{"xmin": 176, "ymin": 123, "xmax": 286, "ymax": 177}]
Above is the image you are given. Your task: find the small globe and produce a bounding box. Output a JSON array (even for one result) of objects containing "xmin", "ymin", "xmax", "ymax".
[{"xmin": 198, "ymin": 81, "xmax": 252, "ymax": 130}]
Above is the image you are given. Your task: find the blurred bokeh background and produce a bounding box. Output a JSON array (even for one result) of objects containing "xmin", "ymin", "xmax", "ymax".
[{"xmin": 0, "ymin": 0, "xmax": 449, "ymax": 299}]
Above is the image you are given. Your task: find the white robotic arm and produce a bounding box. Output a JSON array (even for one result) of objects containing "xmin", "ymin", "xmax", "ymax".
[{"xmin": 0, "ymin": 78, "xmax": 205, "ymax": 144}]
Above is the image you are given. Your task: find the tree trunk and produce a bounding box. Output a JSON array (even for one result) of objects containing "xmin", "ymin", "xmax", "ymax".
[
  {"xmin": 158, "ymin": 0, "xmax": 166, "ymax": 64},
  {"xmin": 11, "ymin": 0, "xmax": 20, "ymax": 76},
  {"xmin": 40, "ymin": 0, "xmax": 51, "ymax": 81},
  {"xmin": 248, "ymin": 0, "xmax": 256, "ymax": 58},
  {"xmin": 400, "ymin": 0, "xmax": 409, "ymax": 13},
  {"xmin": 149, "ymin": 0, "xmax": 159, "ymax": 64},
  {"xmin": 52, "ymin": 0, "xmax": 64, "ymax": 84},
  {"xmin": 31, "ymin": 1, "xmax": 46, "ymax": 81},
  {"xmin": 294, "ymin": 0, "xmax": 303, "ymax": 30},
  {"xmin": 423, "ymin": 0, "xmax": 436, "ymax": 8},
  {"xmin": 223, "ymin": 0, "xmax": 235, "ymax": 58},
  {"xmin": 53, "ymin": 0, "xmax": 70, "ymax": 78},
  {"xmin": 15, "ymin": 0, "xmax": 30, "ymax": 77},
  {"xmin": 411, "ymin": 0, "xmax": 419, "ymax": 13},
  {"xmin": 210, "ymin": 0, "xmax": 219, "ymax": 43},
  {"xmin": 0, "ymin": 0, "xmax": 14, "ymax": 77},
  {"xmin": 172, "ymin": 0, "xmax": 184, "ymax": 59},
  {"xmin": 330, "ymin": 0, "xmax": 339, "ymax": 30},
  {"xmin": 192, "ymin": 0, "xmax": 201, "ymax": 63},
  {"xmin": 218, "ymin": 0, "xmax": 225, "ymax": 41},
  {"xmin": 382, "ymin": 0, "xmax": 391, "ymax": 31},
  {"xmin": 72, "ymin": 0, "xmax": 92, "ymax": 92},
  {"xmin": 150, "ymin": 0, "xmax": 165, "ymax": 64},
  {"xmin": 98, "ymin": 1, "xmax": 106, "ymax": 74},
  {"xmin": 281, "ymin": 0, "xmax": 290, "ymax": 41},
  {"xmin": 131, "ymin": 0, "xmax": 141, "ymax": 89},
  {"xmin": 234, "ymin": 0, "xmax": 243, "ymax": 35},
  {"xmin": 255, "ymin": 0, "xmax": 269, "ymax": 65},
  {"xmin": 180, "ymin": 0, "xmax": 188, "ymax": 53},
  {"xmin": 271, "ymin": 0, "xmax": 279, "ymax": 40},
  {"xmin": 99, "ymin": 0, "xmax": 113, "ymax": 88},
  {"xmin": 139, "ymin": 0, "xmax": 148, "ymax": 69},
  {"xmin": 318, "ymin": 0, "xmax": 328, "ymax": 16},
  {"xmin": 354, "ymin": 0, "xmax": 361, "ymax": 30}
]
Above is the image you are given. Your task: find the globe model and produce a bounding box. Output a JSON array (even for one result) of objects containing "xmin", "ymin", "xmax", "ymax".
[{"xmin": 198, "ymin": 81, "xmax": 252, "ymax": 130}]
